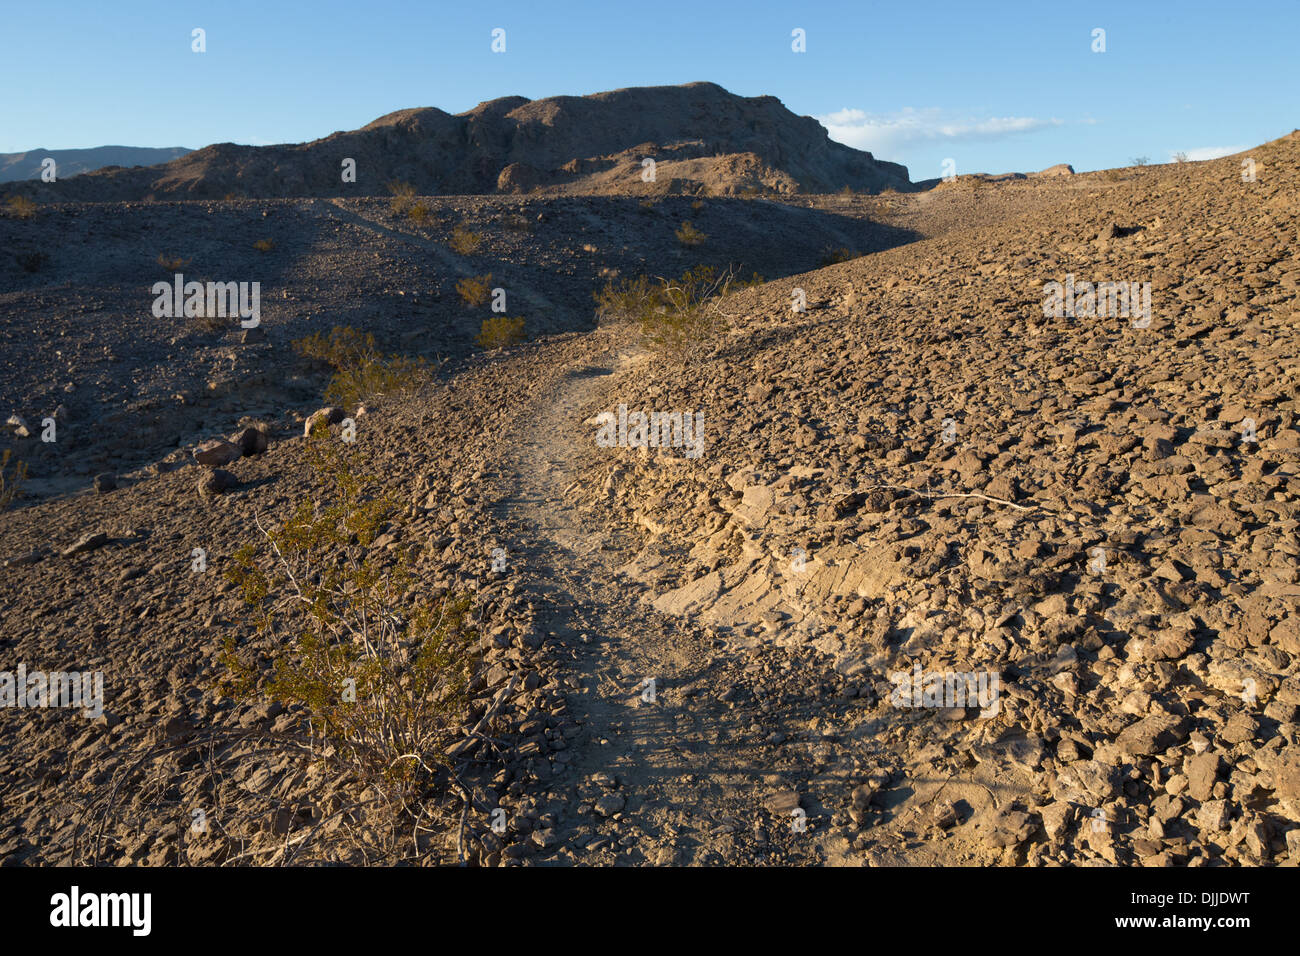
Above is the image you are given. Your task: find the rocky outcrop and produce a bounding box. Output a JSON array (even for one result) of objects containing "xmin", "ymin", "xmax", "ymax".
[{"xmin": 15, "ymin": 83, "xmax": 910, "ymax": 201}]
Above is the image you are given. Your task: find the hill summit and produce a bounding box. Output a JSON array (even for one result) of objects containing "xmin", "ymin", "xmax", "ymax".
[{"xmin": 24, "ymin": 82, "xmax": 910, "ymax": 201}]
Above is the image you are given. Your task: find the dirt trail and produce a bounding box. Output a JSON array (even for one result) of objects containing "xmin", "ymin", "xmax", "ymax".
[{"xmin": 486, "ymin": 333, "xmax": 859, "ymax": 864}]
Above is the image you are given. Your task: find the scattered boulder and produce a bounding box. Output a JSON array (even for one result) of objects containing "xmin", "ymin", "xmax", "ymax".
[
  {"xmin": 61, "ymin": 532, "xmax": 110, "ymax": 557},
  {"xmin": 5, "ymin": 414, "xmax": 30, "ymax": 438},
  {"xmin": 304, "ymin": 406, "xmax": 347, "ymax": 437},
  {"xmin": 233, "ymin": 424, "xmax": 270, "ymax": 456},
  {"xmin": 3, "ymin": 549, "xmax": 44, "ymax": 568},
  {"xmin": 193, "ymin": 439, "xmax": 241, "ymax": 467},
  {"xmin": 197, "ymin": 468, "xmax": 238, "ymax": 498}
]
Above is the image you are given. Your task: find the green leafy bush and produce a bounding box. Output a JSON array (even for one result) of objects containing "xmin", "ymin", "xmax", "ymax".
[
  {"xmin": 293, "ymin": 325, "xmax": 429, "ymax": 408},
  {"xmin": 387, "ymin": 181, "xmax": 417, "ymax": 215},
  {"xmin": 594, "ymin": 265, "xmax": 761, "ymax": 355},
  {"xmin": 3, "ymin": 196, "xmax": 36, "ymax": 220},
  {"xmin": 675, "ymin": 221, "xmax": 707, "ymax": 246},
  {"xmin": 456, "ymin": 273, "xmax": 493, "ymax": 308},
  {"xmin": 475, "ymin": 316, "xmax": 526, "ymax": 349},
  {"xmin": 0, "ymin": 450, "xmax": 28, "ymax": 510},
  {"xmin": 449, "ymin": 225, "xmax": 482, "ymax": 255},
  {"xmin": 222, "ymin": 436, "xmax": 475, "ymax": 808}
]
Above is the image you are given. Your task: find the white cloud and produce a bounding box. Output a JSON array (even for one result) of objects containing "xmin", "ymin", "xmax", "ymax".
[
  {"xmin": 1171, "ymin": 145, "xmax": 1248, "ymax": 162},
  {"xmin": 816, "ymin": 107, "xmax": 1063, "ymax": 156}
]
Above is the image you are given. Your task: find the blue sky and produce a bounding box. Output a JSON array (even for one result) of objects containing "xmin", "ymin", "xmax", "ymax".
[{"xmin": 1, "ymin": 0, "xmax": 1295, "ymax": 177}]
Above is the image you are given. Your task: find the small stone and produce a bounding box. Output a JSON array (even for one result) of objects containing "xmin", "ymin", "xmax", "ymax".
[
  {"xmin": 62, "ymin": 532, "xmax": 110, "ymax": 557},
  {"xmin": 1184, "ymin": 752, "xmax": 1221, "ymax": 801},
  {"xmin": 5, "ymin": 414, "xmax": 30, "ymax": 438},
  {"xmin": 594, "ymin": 793, "xmax": 626, "ymax": 817},
  {"xmin": 764, "ymin": 790, "xmax": 800, "ymax": 815},
  {"xmin": 932, "ymin": 801, "xmax": 959, "ymax": 829},
  {"xmin": 93, "ymin": 473, "xmax": 117, "ymax": 493}
]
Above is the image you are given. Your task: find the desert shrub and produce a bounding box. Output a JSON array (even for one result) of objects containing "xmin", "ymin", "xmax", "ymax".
[
  {"xmin": 639, "ymin": 199, "xmax": 657, "ymax": 212},
  {"xmin": 1132, "ymin": 156, "xmax": 1150, "ymax": 167},
  {"xmin": 15, "ymin": 250, "xmax": 49, "ymax": 273},
  {"xmin": 408, "ymin": 202, "xmax": 431, "ymax": 224},
  {"xmin": 387, "ymin": 180, "xmax": 416, "ymax": 215},
  {"xmin": 475, "ymin": 316, "xmax": 526, "ymax": 350},
  {"xmin": 157, "ymin": 253, "xmax": 189, "ymax": 272},
  {"xmin": 819, "ymin": 246, "xmax": 858, "ymax": 267},
  {"xmin": 691, "ymin": 199, "xmax": 704, "ymax": 211},
  {"xmin": 4, "ymin": 196, "xmax": 36, "ymax": 220},
  {"xmin": 456, "ymin": 273, "xmax": 493, "ymax": 308},
  {"xmin": 0, "ymin": 450, "xmax": 28, "ymax": 510},
  {"xmin": 293, "ymin": 325, "xmax": 429, "ymax": 408},
  {"xmin": 221, "ymin": 435, "xmax": 475, "ymax": 808},
  {"xmin": 675, "ymin": 221, "xmax": 707, "ymax": 246},
  {"xmin": 1172, "ymin": 151, "xmax": 1189, "ymax": 164},
  {"xmin": 253, "ymin": 238, "xmax": 275, "ymax": 253},
  {"xmin": 595, "ymin": 265, "xmax": 761, "ymax": 354},
  {"xmin": 501, "ymin": 213, "xmax": 532, "ymax": 233},
  {"xmin": 449, "ymin": 225, "xmax": 482, "ymax": 255}
]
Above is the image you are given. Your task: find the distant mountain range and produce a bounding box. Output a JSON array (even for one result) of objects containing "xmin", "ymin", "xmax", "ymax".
[
  {"xmin": 0, "ymin": 146, "xmax": 192, "ymax": 183},
  {"xmin": 5, "ymin": 83, "xmax": 911, "ymax": 201}
]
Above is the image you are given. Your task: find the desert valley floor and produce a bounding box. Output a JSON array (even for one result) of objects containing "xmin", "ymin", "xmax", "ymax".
[{"xmin": 2, "ymin": 132, "xmax": 1300, "ymax": 866}]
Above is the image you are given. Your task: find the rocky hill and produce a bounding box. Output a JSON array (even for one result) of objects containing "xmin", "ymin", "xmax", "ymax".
[{"xmin": 6, "ymin": 83, "xmax": 910, "ymax": 202}]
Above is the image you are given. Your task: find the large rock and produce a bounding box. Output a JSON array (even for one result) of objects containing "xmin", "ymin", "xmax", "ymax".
[
  {"xmin": 233, "ymin": 425, "xmax": 270, "ymax": 456},
  {"xmin": 1115, "ymin": 714, "xmax": 1191, "ymax": 757},
  {"xmin": 496, "ymin": 162, "xmax": 543, "ymax": 193},
  {"xmin": 193, "ymin": 438, "xmax": 241, "ymax": 467},
  {"xmin": 198, "ymin": 468, "xmax": 238, "ymax": 498},
  {"xmin": 61, "ymin": 532, "xmax": 110, "ymax": 557},
  {"xmin": 304, "ymin": 406, "xmax": 347, "ymax": 437}
]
